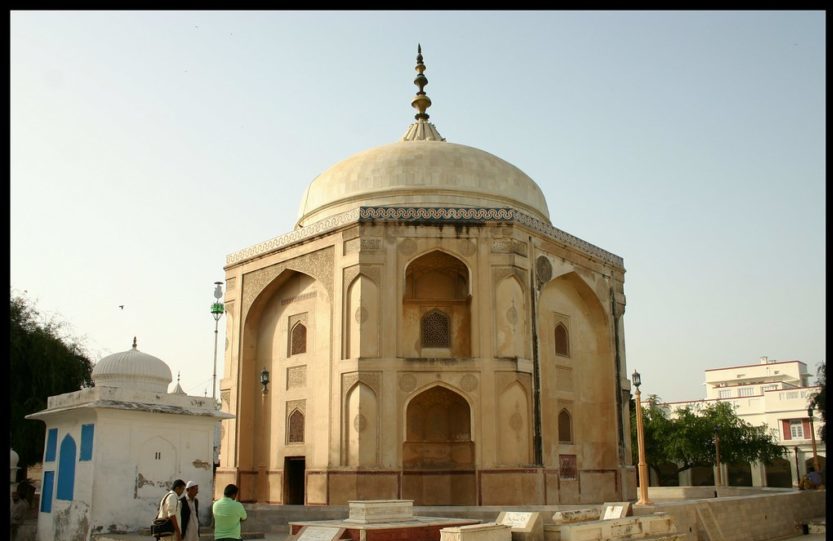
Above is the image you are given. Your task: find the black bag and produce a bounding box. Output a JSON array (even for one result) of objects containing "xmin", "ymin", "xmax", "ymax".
[
  {"xmin": 151, "ymin": 492, "xmax": 177, "ymax": 538},
  {"xmin": 150, "ymin": 517, "xmax": 175, "ymax": 537}
]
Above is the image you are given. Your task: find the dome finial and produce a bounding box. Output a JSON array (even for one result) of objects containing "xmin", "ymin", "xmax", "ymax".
[
  {"xmin": 132, "ymin": 336, "xmax": 137, "ymax": 349},
  {"xmin": 411, "ymin": 43, "xmax": 432, "ymax": 121}
]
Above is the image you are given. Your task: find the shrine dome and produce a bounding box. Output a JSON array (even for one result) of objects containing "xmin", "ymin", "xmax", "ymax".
[
  {"xmin": 295, "ymin": 47, "xmax": 550, "ymax": 229},
  {"xmin": 91, "ymin": 338, "xmax": 172, "ymax": 393}
]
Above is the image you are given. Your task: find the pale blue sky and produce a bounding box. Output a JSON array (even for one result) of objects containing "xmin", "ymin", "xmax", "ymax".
[{"xmin": 10, "ymin": 11, "xmax": 825, "ymax": 401}]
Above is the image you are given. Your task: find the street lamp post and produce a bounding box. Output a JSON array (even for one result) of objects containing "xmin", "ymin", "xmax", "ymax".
[
  {"xmin": 632, "ymin": 370, "xmax": 652, "ymax": 505},
  {"xmin": 808, "ymin": 405, "xmax": 820, "ymax": 475},
  {"xmin": 210, "ymin": 281, "xmax": 224, "ymax": 404},
  {"xmin": 714, "ymin": 424, "xmax": 722, "ymax": 487}
]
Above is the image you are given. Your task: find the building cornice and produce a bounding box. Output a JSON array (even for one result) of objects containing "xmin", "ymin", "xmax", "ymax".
[{"xmin": 226, "ymin": 206, "xmax": 625, "ymax": 268}]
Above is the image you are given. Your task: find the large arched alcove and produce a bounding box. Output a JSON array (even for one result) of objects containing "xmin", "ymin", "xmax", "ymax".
[
  {"xmin": 237, "ymin": 268, "xmax": 331, "ymax": 499},
  {"xmin": 402, "ymin": 250, "xmax": 471, "ymax": 357},
  {"xmin": 403, "ymin": 385, "xmax": 473, "ymax": 470},
  {"xmin": 765, "ymin": 457, "xmax": 792, "ymax": 487},
  {"xmin": 537, "ymin": 270, "xmax": 614, "ymax": 471}
]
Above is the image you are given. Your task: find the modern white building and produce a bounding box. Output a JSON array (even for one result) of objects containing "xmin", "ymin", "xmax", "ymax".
[
  {"xmin": 26, "ymin": 339, "xmax": 232, "ymax": 541},
  {"xmin": 662, "ymin": 356, "xmax": 824, "ymax": 488}
]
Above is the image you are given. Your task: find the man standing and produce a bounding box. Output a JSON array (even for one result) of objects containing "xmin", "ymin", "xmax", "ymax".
[
  {"xmin": 180, "ymin": 480, "xmax": 200, "ymax": 541},
  {"xmin": 212, "ymin": 483, "xmax": 247, "ymax": 541},
  {"xmin": 157, "ymin": 479, "xmax": 186, "ymax": 541}
]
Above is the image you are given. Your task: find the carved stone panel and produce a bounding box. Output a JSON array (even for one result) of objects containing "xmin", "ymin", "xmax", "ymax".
[
  {"xmin": 241, "ymin": 247, "xmax": 334, "ymax": 321},
  {"xmin": 287, "ymin": 366, "xmax": 306, "ymax": 389}
]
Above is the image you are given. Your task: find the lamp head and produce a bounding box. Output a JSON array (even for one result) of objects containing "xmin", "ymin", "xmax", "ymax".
[
  {"xmin": 631, "ymin": 370, "xmax": 641, "ymax": 389},
  {"xmin": 808, "ymin": 404, "xmax": 814, "ymax": 418},
  {"xmin": 260, "ymin": 367, "xmax": 270, "ymax": 393}
]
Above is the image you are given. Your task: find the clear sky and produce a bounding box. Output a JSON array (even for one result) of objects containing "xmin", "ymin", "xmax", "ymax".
[{"xmin": 10, "ymin": 11, "xmax": 825, "ymax": 402}]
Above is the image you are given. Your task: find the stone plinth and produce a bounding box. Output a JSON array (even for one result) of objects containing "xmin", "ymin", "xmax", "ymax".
[
  {"xmin": 441, "ymin": 523, "xmax": 511, "ymax": 541},
  {"xmin": 544, "ymin": 514, "xmax": 681, "ymax": 541},
  {"xmin": 551, "ymin": 508, "xmax": 600, "ymax": 525},
  {"xmin": 344, "ymin": 499, "xmax": 414, "ymax": 524},
  {"xmin": 495, "ymin": 512, "xmax": 543, "ymax": 541}
]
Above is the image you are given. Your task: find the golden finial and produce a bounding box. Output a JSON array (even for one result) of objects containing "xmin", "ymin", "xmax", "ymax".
[
  {"xmin": 132, "ymin": 336, "xmax": 137, "ymax": 349},
  {"xmin": 411, "ymin": 43, "xmax": 432, "ymax": 121}
]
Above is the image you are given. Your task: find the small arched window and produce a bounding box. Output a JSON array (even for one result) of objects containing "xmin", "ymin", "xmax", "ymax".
[
  {"xmin": 421, "ymin": 310, "xmax": 450, "ymax": 348},
  {"xmin": 288, "ymin": 410, "xmax": 305, "ymax": 443},
  {"xmin": 290, "ymin": 322, "xmax": 307, "ymax": 355},
  {"xmin": 558, "ymin": 409, "xmax": 573, "ymax": 444},
  {"xmin": 555, "ymin": 323, "xmax": 570, "ymax": 357}
]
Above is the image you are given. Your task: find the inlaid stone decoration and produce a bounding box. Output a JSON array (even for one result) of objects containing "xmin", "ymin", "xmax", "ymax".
[
  {"xmin": 399, "ymin": 374, "xmax": 417, "ymax": 392},
  {"xmin": 287, "ymin": 366, "xmax": 306, "ymax": 389}
]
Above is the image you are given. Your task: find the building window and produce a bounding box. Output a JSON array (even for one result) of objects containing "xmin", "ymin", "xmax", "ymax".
[
  {"xmin": 421, "ymin": 310, "xmax": 450, "ymax": 348},
  {"xmin": 56, "ymin": 435, "xmax": 76, "ymax": 501},
  {"xmin": 40, "ymin": 471, "xmax": 54, "ymax": 513},
  {"xmin": 79, "ymin": 424, "xmax": 94, "ymax": 461},
  {"xmin": 762, "ymin": 384, "xmax": 778, "ymax": 392},
  {"xmin": 44, "ymin": 428, "xmax": 58, "ymax": 462},
  {"xmin": 555, "ymin": 323, "xmax": 570, "ymax": 357},
  {"xmin": 290, "ymin": 322, "xmax": 307, "ymax": 355},
  {"xmin": 789, "ymin": 420, "xmax": 804, "ymax": 440},
  {"xmin": 288, "ymin": 410, "xmax": 305, "ymax": 443},
  {"xmin": 718, "ymin": 389, "xmax": 732, "ymax": 399},
  {"xmin": 738, "ymin": 387, "xmax": 754, "ymax": 397},
  {"xmin": 558, "ymin": 409, "xmax": 572, "ymax": 443}
]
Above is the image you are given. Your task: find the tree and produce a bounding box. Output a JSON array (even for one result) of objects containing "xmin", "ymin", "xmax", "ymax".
[
  {"xmin": 10, "ymin": 291, "xmax": 93, "ymax": 472},
  {"xmin": 809, "ymin": 363, "xmax": 826, "ymax": 444},
  {"xmin": 631, "ymin": 395, "xmax": 786, "ymax": 482}
]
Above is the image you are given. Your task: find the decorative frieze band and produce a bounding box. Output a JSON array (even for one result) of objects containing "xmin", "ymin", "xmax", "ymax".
[{"xmin": 227, "ymin": 207, "xmax": 623, "ymax": 268}]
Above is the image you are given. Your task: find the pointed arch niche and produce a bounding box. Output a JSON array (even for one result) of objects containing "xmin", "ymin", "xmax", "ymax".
[
  {"xmin": 497, "ymin": 381, "xmax": 531, "ymax": 465},
  {"xmin": 494, "ymin": 274, "xmax": 526, "ymax": 358},
  {"xmin": 402, "ymin": 250, "xmax": 471, "ymax": 357},
  {"xmin": 538, "ymin": 271, "xmax": 614, "ymax": 471},
  {"xmin": 404, "ymin": 386, "xmax": 473, "ymax": 470},
  {"xmin": 346, "ymin": 274, "xmax": 380, "ymax": 359},
  {"xmin": 236, "ymin": 269, "xmax": 330, "ymax": 477},
  {"xmin": 345, "ymin": 382, "xmax": 379, "ymax": 466}
]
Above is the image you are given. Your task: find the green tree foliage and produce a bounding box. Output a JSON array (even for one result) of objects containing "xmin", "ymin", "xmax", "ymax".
[
  {"xmin": 631, "ymin": 394, "xmax": 786, "ymax": 480},
  {"xmin": 809, "ymin": 363, "xmax": 826, "ymax": 444},
  {"xmin": 10, "ymin": 292, "xmax": 93, "ymax": 469}
]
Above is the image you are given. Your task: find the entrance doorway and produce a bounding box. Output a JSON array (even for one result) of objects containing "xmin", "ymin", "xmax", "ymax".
[{"xmin": 284, "ymin": 457, "xmax": 305, "ymax": 505}]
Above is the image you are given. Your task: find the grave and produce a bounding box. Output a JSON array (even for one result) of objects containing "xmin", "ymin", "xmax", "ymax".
[
  {"xmin": 441, "ymin": 522, "xmax": 511, "ymax": 541},
  {"xmin": 544, "ymin": 508, "xmax": 683, "ymax": 541},
  {"xmin": 495, "ymin": 511, "xmax": 543, "ymax": 541},
  {"xmin": 289, "ymin": 500, "xmax": 480, "ymax": 541}
]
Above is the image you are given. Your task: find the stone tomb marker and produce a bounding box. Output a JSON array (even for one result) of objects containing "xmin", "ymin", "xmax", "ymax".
[
  {"xmin": 495, "ymin": 512, "xmax": 543, "ymax": 541},
  {"xmin": 601, "ymin": 502, "xmax": 633, "ymax": 520},
  {"xmin": 441, "ymin": 523, "xmax": 511, "ymax": 541},
  {"xmin": 295, "ymin": 526, "xmax": 347, "ymax": 541}
]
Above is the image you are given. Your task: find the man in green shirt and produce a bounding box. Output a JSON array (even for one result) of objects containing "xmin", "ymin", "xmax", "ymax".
[{"xmin": 212, "ymin": 484, "xmax": 247, "ymax": 541}]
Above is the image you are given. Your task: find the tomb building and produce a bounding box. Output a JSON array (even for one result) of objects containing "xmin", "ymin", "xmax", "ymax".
[
  {"xmin": 26, "ymin": 338, "xmax": 232, "ymax": 540},
  {"xmin": 217, "ymin": 47, "xmax": 635, "ymax": 505}
]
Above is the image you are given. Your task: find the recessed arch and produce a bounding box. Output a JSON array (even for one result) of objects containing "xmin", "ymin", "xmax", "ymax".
[
  {"xmin": 288, "ymin": 409, "xmax": 305, "ymax": 444},
  {"xmin": 290, "ymin": 321, "xmax": 307, "ymax": 355},
  {"xmin": 404, "ymin": 385, "xmax": 473, "ymax": 470},
  {"xmin": 403, "ymin": 248, "xmax": 472, "ymax": 297},
  {"xmin": 555, "ymin": 323, "xmax": 570, "ymax": 357},
  {"xmin": 558, "ymin": 408, "xmax": 573, "ymax": 443},
  {"xmin": 56, "ymin": 434, "xmax": 76, "ymax": 501}
]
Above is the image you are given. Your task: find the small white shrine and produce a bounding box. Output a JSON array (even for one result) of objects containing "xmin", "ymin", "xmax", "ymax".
[{"xmin": 26, "ymin": 338, "xmax": 233, "ymax": 540}]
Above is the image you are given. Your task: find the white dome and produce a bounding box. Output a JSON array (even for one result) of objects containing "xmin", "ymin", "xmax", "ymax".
[
  {"xmin": 11, "ymin": 448, "xmax": 19, "ymax": 470},
  {"xmin": 92, "ymin": 339, "xmax": 172, "ymax": 392},
  {"xmin": 296, "ymin": 139, "xmax": 550, "ymax": 228}
]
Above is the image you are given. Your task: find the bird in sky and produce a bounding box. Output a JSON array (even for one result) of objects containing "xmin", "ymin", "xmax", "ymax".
[{"xmin": 118, "ymin": 305, "xmax": 124, "ymax": 310}]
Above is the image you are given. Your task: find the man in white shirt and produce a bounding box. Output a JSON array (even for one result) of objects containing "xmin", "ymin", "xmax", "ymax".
[
  {"xmin": 156, "ymin": 479, "xmax": 186, "ymax": 541},
  {"xmin": 180, "ymin": 480, "xmax": 201, "ymax": 541}
]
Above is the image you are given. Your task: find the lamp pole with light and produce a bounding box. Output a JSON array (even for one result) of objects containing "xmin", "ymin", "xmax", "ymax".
[
  {"xmin": 210, "ymin": 281, "xmax": 224, "ymax": 404},
  {"xmin": 632, "ymin": 370, "xmax": 652, "ymax": 505},
  {"xmin": 714, "ymin": 424, "xmax": 722, "ymax": 487},
  {"xmin": 808, "ymin": 405, "xmax": 820, "ymax": 475}
]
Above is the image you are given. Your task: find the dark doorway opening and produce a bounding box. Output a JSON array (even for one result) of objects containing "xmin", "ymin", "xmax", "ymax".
[{"xmin": 284, "ymin": 457, "xmax": 305, "ymax": 505}]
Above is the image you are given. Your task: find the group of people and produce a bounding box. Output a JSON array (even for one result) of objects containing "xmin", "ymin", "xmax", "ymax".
[
  {"xmin": 799, "ymin": 467, "xmax": 824, "ymax": 490},
  {"xmin": 155, "ymin": 480, "xmax": 247, "ymax": 541}
]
